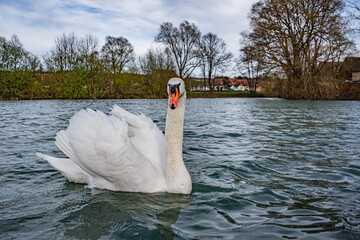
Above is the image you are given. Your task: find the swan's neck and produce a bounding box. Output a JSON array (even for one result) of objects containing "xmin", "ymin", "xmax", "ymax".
[{"xmin": 165, "ymin": 93, "xmax": 191, "ymax": 194}]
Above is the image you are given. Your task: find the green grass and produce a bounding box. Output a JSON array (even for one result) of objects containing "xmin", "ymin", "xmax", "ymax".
[
  {"xmin": 217, "ymin": 90, "xmax": 251, "ymax": 94},
  {"xmin": 188, "ymin": 90, "xmax": 251, "ymax": 94}
]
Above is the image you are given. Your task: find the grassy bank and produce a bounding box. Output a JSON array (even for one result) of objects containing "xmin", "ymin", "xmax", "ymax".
[
  {"xmin": 0, "ymin": 71, "xmax": 173, "ymax": 100},
  {"xmin": 0, "ymin": 71, "xmax": 268, "ymax": 100}
]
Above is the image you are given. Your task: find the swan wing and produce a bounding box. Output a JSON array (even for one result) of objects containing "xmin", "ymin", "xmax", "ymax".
[
  {"xmin": 111, "ymin": 105, "xmax": 166, "ymax": 175},
  {"xmin": 57, "ymin": 108, "xmax": 165, "ymax": 192}
]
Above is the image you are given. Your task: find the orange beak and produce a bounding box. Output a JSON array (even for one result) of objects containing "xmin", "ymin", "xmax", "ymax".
[{"xmin": 169, "ymin": 88, "xmax": 179, "ymax": 109}]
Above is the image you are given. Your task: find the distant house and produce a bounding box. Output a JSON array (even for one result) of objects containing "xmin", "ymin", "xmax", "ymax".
[
  {"xmin": 229, "ymin": 78, "xmax": 249, "ymax": 91},
  {"xmin": 212, "ymin": 77, "xmax": 226, "ymax": 91},
  {"xmin": 189, "ymin": 77, "xmax": 227, "ymax": 91},
  {"xmin": 337, "ymin": 57, "xmax": 360, "ymax": 99},
  {"xmin": 339, "ymin": 57, "xmax": 360, "ymax": 81},
  {"xmin": 319, "ymin": 57, "xmax": 360, "ymax": 99},
  {"xmin": 189, "ymin": 77, "xmax": 254, "ymax": 91}
]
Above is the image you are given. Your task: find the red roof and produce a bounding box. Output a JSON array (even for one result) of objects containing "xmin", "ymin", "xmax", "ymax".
[
  {"xmin": 233, "ymin": 79, "xmax": 248, "ymax": 87},
  {"xmin": 212, "ymin": 78, "xmax": 223, "ymax": 86},
  {"xmin": 201, "ymin": 78, "xmax": 225, "ymax": 86},
  {"xmin": 229, "ymin": 78, "xmax": 237, "ymax": 83}
]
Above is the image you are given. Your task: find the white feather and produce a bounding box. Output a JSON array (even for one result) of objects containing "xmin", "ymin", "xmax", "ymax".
[
  {"xmin": 35, "ymin": 152, "xmax": 91, "ymax": 183},
  {"xmin": 111, "ymin": 105, "xmax": 167, "ymax": 175},
  {"xmin": 37, "ymin": 107, "xmax": 166, "ymax": 193}
]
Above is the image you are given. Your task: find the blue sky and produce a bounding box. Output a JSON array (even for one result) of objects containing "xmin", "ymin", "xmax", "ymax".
[{"xmin": 0, "ymin": 0, "xmax": 256, "ymax": 75}]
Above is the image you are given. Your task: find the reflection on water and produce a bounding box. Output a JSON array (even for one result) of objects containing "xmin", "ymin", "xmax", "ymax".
[
  {"xmin": 0, "ymin": 99, "xmax": 360, "ymax": 239},
  {"xmin": 59, "ymin": 186, "xmax": 193, "ymax": 239}
]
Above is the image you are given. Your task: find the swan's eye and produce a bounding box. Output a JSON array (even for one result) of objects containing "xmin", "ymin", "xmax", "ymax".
[{"xmin": 169, "ymin": 84, "xmax": 181, "ymax": 96}]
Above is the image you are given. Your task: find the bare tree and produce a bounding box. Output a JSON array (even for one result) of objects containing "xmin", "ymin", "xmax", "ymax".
[
  {"xmin": 43, "ymin": 33, "xmax": 79, "ymax": 72},
  {"xmin": 237, "ymin": 31, "xmax": 269, "ymax": 93},
  {"xmin": 155, "ymin": 20, "xmax": 201, "ymax": 79},
  {"xmin": 347, "ymin": 0, "xmax": 360, "ymax": 32},
  {"xmin": 347, "ymin": 0, "xmax": 360, "ymax": 58},
  {"xmin": 197, "ymin": 32, "xmax": 233, "ymax": 91},
  {"xmin": 42, "ymin": 52, "xmax": 57, "ymax": 72},
  {"xmin": 26, "ymin": 53, "xmax": 42, "ymax": 72},
  {"xmin": 77, "ymin": 34, "xmax": 100, "ymax": 71},
  {"xmin": 101, "ymin": 36, "xmax": 134, "ymax": 74},
  {"xmin": 8, "ymin": 35, "xmax": 26, "ymax": 71},
  {"xmin": 0, "ymin": 36, "xmax": 7, "ymax": 70},
  {"xmin": 138, "ymin": 46, "xmax": 175, "ymax": 75},
  {"xmin": 0, "ymin": 34, "xmax": 27, "ymax": 71},
  {"xmin": 0, "ymin": 34, "xmax": 40, "ymax": 72},
  {"xmin": 137, "ymin": 46, "xmax": 176, "ymax": 95},
  {"xmin": 248, "ymin": 0, "xmax": 354, "ymax": 99}
]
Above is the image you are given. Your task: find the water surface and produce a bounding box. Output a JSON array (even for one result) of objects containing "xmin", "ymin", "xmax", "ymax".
[{"xmin": 1, "ymin": 98, "xmax": 360, "ymax": 239}]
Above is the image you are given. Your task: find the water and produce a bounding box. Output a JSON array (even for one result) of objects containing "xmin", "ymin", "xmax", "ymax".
[{"xmin": 1, "ymin": 98, "xmax": 360, "ymax": 239}]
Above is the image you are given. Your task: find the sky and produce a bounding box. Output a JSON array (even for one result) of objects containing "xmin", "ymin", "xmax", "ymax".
[{"xmin": 0, "ymin": 0, "xmax": 258, "ymax": 76}]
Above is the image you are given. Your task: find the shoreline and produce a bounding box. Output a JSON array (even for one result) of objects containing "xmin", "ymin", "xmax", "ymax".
[
  {"xmin": 1, "ymin": 92, "xmax": 358, "ymax": 101},
  {"xmin": 0, "ymin": 91, "xmax": 269, "ymax": 101}
]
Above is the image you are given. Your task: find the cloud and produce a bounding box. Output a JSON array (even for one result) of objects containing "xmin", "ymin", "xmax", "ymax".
[{"xmin": 0, "ymin": 0, "xmax": 257, "ymax": 75}]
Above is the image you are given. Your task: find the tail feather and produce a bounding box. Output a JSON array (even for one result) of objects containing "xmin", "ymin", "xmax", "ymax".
[{"xmin": 36, "ymin": 152, "xmax": 91, "ymax": 184}]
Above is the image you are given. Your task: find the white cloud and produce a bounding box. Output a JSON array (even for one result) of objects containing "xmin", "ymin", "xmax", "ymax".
[{"xmin": 0, "ymin": 0, "xmax": 257, "ymax": 75}]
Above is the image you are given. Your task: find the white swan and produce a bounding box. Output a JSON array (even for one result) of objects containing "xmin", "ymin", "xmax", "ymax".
[{"xmin": 36, "ymin": 78, "xmax": 192, "ymax": 194}]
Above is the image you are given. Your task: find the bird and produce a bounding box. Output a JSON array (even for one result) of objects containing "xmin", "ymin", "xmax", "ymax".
[{"xmin": 36, "ymin": 78, "xmax": 192, "ymax": 194}]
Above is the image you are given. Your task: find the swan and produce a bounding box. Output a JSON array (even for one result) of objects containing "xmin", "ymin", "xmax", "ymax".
[{"xmin": 36, "ymin": 78, "xmax": 192, "ymax": 194}]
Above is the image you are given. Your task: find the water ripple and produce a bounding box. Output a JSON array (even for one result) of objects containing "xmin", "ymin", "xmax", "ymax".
[{"xmin": 1, "ymin": 99, "xmax": 360, "ymax": 239}]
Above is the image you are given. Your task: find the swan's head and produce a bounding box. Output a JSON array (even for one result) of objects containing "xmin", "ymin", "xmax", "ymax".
[{"xmin": 167, "ymin": 78, "xmax": 185, "ymax": 110}]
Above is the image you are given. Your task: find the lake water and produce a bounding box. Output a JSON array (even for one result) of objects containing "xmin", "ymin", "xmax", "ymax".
[{"xmin": 1, "ymin": 98, "xmax": 360, "ymax": 239}]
